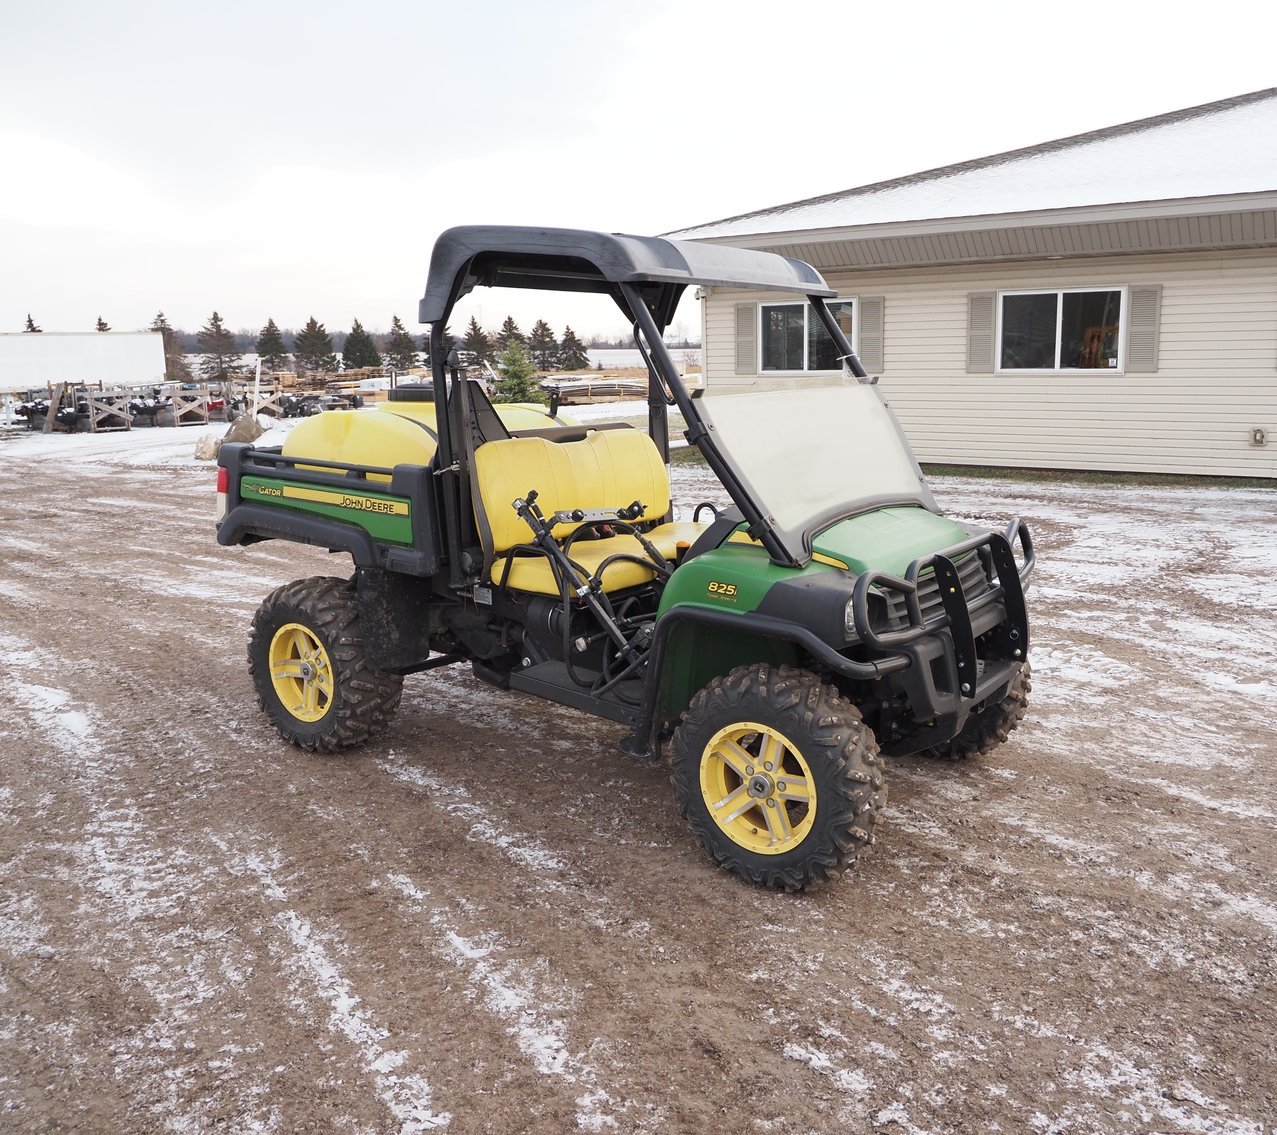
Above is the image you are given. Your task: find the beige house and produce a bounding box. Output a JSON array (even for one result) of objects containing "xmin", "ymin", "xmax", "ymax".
[{"xmin": 672, "ymin": 89, "xmax": 1277, "ymax": 478}]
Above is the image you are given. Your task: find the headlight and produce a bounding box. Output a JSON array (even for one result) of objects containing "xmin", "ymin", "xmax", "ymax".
[{"xmin": 844, "ymin": 596, "xmax": 858, "ymax": 637}]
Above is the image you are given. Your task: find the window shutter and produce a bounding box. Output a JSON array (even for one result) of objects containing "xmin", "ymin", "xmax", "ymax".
[
  {"xmin": 1125, "ymin": 285, "xmax": 1162, "ymax": 373},
  {"xmin": 966, "ymin": 292, "xmax": 996, "ymax": 373},
  {"xmin": 857, "ymin": 296, "xmax": 885, "ymax": 373},
  {"xmin": 734, "ymin": 303, "xmax": 757, "ymax": 375}
]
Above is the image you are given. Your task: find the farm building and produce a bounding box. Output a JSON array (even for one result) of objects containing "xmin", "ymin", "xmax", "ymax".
[
  {"xmin": 0, "ymin": 331, "xmax": 165, "ymax": 393},
  {"xmin": 672, "ymin": 88, "xmax": 1277, "ymax": 478}
]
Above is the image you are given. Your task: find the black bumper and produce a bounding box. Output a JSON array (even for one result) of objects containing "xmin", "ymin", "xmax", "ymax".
[{"xmin": 850, "ymin": 521, "xmax": 1034, "ymax": 753}]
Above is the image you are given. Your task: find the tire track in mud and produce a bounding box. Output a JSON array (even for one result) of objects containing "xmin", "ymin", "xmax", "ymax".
[
  {"xmin": 0, "ymin": 586, "xmax": 879, "ymax": 1130},
  {"xmin": 7, "ymin": 674, "xmax": 1266, "ymax": 1133},
  {"xmin": 0, "ymin": 633, "xmax": 444, "ymax": 1128},
  {"xmin": 0, "ymin": 623, "xmax": 634, "ymax": 1132},
  {"xmin": 0, "ymin": 589, "xmax": 684, "ymax": 1128},
  {"xmin": 372, "ymin": 674, "xmax": 1271, "ymax": 1133},
  {"xmin": 0, "ymin": 636, "xmax": 295, "ymax": 1133}
]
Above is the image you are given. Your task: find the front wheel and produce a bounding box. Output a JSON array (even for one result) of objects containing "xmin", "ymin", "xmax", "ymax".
[
  {"xmin": 671, "ymin": 664, "xmax": 886, "ymax": 891},
  {"xmin": 248, "ymin": 576, "xmax": 403, "ymax": 751}
]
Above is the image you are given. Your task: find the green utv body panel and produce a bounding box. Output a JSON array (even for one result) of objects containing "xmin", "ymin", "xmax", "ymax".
[
  {"xmin": 652, "ymin": 506, "xmax": 971, "ymax": 721},
  {"xmin": 240, "ymin": 476, "xmax": 415, "ymax": 546},
  {"xmin": 657, "ymin": 542, "xmax": 826, "ymax": 617},
  {"xmin": 657, "ymin": 506, "xmax": 970, "ymax": 622},
  {"xmin": 655, "ymin": 544, "xmax": 818, "ymax": 719},
  {"xmin": 810, "ymin": 507, "xmax": 971, "ymax": 578}
]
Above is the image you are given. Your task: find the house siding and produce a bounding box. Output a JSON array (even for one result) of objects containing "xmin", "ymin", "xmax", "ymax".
[{"xmin": 702, "ymin": 247, "xmax": 1277, "ymax": 478}]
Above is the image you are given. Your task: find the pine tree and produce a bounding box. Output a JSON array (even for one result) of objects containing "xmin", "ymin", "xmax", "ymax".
[
  {"xmin": 95, "ymin": 316, "xmax": 111, "ymax": 332},
  {"xmin": 150, "ymin": 312, "xmax": 192, "ymax": 381},
  {"xmin": 491, "ymin": 341, "xmax": 545, "ymax": 404},
  {"xmin": 197, "ymin": 311, "xmax": 244, "ymax": 380},
  {"xmin": 558, "ymin": 325, "xmax": 590, "ymax": 371},
  {"xmin": 462, "ymin": 316, "xmax": 492, "ymax": 363},
  {"xmin": 255, "ymin": 318, "xmax": 289, "ymax": 371},
  {"xmin": 24, "ymin": 314, "xmax": 41, "ymax": 332},
  {"xmin": 384, "ymin": 315, "xmax": 419, "ymax": 371},
  {"xmin": 293, "ymin": 316, "xmax": 338, "ymax": 374},
  {"xmin": 342, "ymin": 318, "xmax": 382, "ymax": 370},
  {"xmin": 494, "ymin": 315, "xmax": 524, "ymax": 353},
  {"xmin": 528, "ymin": 320, "xmax": 558, "ymax": 370}
]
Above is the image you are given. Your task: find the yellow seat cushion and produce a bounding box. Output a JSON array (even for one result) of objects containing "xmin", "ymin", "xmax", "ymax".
[
  {"xmin": 579, "ymin": 429, "xmax": 670, "ymax": 519},
  {"xmin": 642, "ymin": 520, "xmax": 712, "ymax": 560}
]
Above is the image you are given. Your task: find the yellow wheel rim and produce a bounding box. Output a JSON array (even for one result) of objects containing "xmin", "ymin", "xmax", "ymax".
[
  {"xmin": 268, "ymin": 622, "xmax": 335, "ymax": 723},
  {"xmin": 699, "ymin": 721, "xmax": 816, "ymax": 855}
]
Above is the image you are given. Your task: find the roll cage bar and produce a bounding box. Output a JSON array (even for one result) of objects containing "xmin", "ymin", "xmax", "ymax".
[{"xmin": 419, "ymin": 225, "xmax": 870, "ymax": 583}]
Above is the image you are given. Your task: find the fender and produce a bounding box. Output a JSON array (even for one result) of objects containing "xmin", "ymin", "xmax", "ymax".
[
  {"xmin": 633, "ymin": 603, "xmax": 913, "ymax": 751},
  {"xmin": 217, "ymin": 502, "xmax": 382, "ymax": 566}
]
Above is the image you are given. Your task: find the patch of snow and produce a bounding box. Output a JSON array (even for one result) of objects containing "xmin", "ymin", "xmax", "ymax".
[
  {"xmin": 1197, "ymin": 669, "xmax": 1277, "ymax": 706},
  {"xmin": 784, "ymin": 1042, "xmax": 834, "ymax": 1072},
  {"xmin": 872, "ymin": 1100, "xmax": 931, "ymax": 1134},
  {"xmin": 386, "ymin": 873, "xmax": 622, "ymax": 1132},
  {"xmin": 1129, "ymin": 777, "xmax": 1276, "ymax": 822},
  {"xmin": 9, "ymin": 680, "xmax": 95, "ymax": 739},
  {"xmin": 216, "ymin": 849, "xmax": 450, "ymax": 1131},
  {"xmin": 0, "ymin": 578, "xmax": 33, "ymax": 601},
  {"xmin": 275, "ymin": 910, "xmax": 450, "ymax": 1133},
  {"xmin": 1062, "ymin": 1040, "xmax": 1266, "ymax": 1135},
  {"xmin": 0, "ymin": 893, "xmax": 50, "ymax": 956}
]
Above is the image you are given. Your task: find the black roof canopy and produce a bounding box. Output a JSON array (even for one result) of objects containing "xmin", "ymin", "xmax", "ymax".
[{"xmin": 418, "ymin": 225, "xmax": 834, "ymax": 325}]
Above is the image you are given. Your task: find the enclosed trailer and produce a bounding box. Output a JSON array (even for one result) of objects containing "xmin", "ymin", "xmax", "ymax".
[{"xmin": 0, "ymin": 331, "xmax": 165, "ymax": 393}]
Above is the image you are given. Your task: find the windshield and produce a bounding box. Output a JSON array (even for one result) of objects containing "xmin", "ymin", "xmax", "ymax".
[{"xmin": 698, "ymin": 382, "xmax": 934, "ymax": 561}]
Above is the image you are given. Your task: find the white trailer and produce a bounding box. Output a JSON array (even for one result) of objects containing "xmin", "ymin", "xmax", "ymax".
[{"xmin": 0, "ymin": 331, "xmax": 166, "ymax": 393}]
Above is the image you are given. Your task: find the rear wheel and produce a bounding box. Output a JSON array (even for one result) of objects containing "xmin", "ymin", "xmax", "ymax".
[
  {"xmin": 671, "ymin": 664, "xmax": 886, "ymax": 890},
  {"xmin": 248, "ymin": 576, "xmax": 403, "ymax": 751}
]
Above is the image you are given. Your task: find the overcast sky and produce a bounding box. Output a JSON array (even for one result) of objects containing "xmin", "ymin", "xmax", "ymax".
[{"xmin": 2, "ymin": 0, "xmax": 1274, "ymax": 344}]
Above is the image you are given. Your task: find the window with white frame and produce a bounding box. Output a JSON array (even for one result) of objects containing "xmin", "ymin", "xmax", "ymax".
[
  {"xmin": 761, "ymin": 300, "xmax": 855, "ymax": 371},
  {"xmin": 998, "ymin": 288, "xmax": 1124, "ymax": 371}
]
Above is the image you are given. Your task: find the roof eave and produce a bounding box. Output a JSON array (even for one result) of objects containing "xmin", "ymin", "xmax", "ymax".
[
  {"xmin": 675, "ymin": 192, "xmax": 1277, "ymax": 274},
  {"xmin": 684, "ymin": 190, "xmax": 1277, "ymax": 249}
]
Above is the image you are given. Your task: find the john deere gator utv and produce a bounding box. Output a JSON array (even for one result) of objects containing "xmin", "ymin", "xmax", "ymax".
[{"xmin": 215, "ymin": 225, "xmax": 1033, "ymax": 890}]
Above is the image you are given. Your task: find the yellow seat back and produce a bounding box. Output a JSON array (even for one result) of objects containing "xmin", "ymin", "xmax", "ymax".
[
  {"xmin": 474, "ymin": 429, "xmax": 670, "ymax": 554},
  {"xmin": 474, "ymin": 437, "xmax": 580, "ymax": 551},
  {"xmin": 580, "ymin": 429, "xmax": 670, "ymax": 518}
]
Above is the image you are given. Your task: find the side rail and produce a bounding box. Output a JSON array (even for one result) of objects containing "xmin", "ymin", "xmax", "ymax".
[
  {"xmin": 849, "ymin": 520, "xmax": 1033, "ymax": 661},
  {"xmin": 216, "ymin": 442, "xmax": 443, "ymax": 576}
]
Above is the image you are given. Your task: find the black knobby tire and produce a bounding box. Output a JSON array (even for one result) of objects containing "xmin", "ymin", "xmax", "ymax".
[
  {"xmin": 932, "ymin": 660, "xmax": 1032, "ymax": 760},
  {"xmin": 671, "ymin": 664, "xmax": 886, "ymax": 891},
  {"xmin": 248, "ymin": 575, "xmax": 403, "ymax": 752}
]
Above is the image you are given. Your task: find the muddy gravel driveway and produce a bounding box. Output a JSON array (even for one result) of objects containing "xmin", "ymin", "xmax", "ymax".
[{"xmin": 1, "ymin": 427, "xmax": 1275, "ymax": 1134}]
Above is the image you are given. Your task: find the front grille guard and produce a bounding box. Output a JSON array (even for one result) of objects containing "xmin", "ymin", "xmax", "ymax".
[{"xmin": 850, "ymin": 520, "xmax": 1033, "ymax": 696}]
